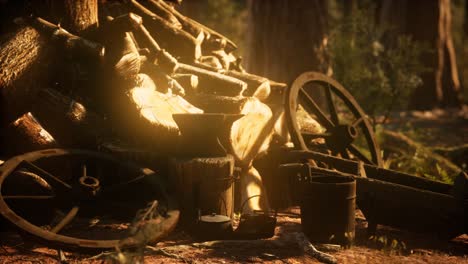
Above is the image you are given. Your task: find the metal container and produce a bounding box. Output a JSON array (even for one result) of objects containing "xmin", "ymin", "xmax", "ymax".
[
  {"xmin": 195, "ymin": 213, "xmax": 233, "ymax": 240},
  {"xmin": 300, "ymin": 175, "xmax": 356, "ymax": 246}
]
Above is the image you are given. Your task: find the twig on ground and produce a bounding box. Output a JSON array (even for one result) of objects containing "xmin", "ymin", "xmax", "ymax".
[
  {"xmin": 145, "ymin": 245, "xmax": 192, "ymax": 263},
  {"xmin": 295, "ymin": 232, "xmax": 337, "ymax": 264}
]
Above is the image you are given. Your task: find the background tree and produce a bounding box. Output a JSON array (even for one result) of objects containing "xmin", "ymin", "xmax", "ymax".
[
  {"xmin": 245, "ymin": 0, "xmax": 329, "ymax": 84},
  {"xmin": 379, "ymin": 0, "xmax": 463, "ymax": 109}
]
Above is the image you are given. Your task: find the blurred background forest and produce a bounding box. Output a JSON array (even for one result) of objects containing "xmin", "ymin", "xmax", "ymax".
[{"xmin": 179, "ymin": 0, "xmax": 468, "ymax": 117}]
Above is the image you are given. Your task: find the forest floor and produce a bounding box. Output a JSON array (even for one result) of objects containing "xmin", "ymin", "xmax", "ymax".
[{"xmin": 0, "ymin": 106, "xmax": 467, "ymax": 263}]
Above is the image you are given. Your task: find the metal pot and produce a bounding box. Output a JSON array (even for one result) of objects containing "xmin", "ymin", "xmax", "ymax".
[{"xmin": 195, "ymin": 213, "xmax": 233, "ymax": 240}]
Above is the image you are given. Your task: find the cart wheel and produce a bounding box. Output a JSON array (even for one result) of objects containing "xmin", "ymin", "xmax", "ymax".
[
  {"xmin": 285, "ymin": 71, "xmax": 383, "ymax": 166},
  {"xmin": 0, "ymin": 148, "xmax": 179, "ymax": 251}
]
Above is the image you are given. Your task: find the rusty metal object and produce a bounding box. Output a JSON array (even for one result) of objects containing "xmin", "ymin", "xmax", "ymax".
[
  {"xmin": 0, "ymin": 148, "xmax": 179, "ymax": 251},
  {"xmin": 285, "ymin": 71, "xmax": 382, "ymax": 166},
  {"xmin": 298, "ymin": 175, "xmax": 356, "ymax": 246}
]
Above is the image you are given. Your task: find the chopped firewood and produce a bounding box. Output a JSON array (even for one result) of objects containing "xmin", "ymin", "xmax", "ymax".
[
  {"xmin": 176, "ymin": 63, "xmax": 247, "ymax": 96},
  {"xmin": 111, "ymin": 31, "xmax": 142, "ymax": 82},
  {"xmin": 32, "ymin": 88, "xmax": 108, "ymax": 148},
  {"xmin": 211, "ymin": 49, "xmax": 236, "ymax": 70},
  {"xmin": 0, "ymin": 26, "xmax": 54, "ymax": 123},
  {"xmin": 225, "ymin": 70, "xmax": 271, "ymax": 101},
  {"xmin": 129, "ymin": 0, "xmax": 203, "ymax": 61},
  {"xmin": 109, "ymin": 73, "xmax": 202, "ymax": 152},
  {"xmin": 4, "ymin": 112, "xmax": 58, "ymax": 156}
]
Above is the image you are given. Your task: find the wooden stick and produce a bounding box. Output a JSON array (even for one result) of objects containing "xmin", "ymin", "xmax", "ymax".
[
  {"xmin": 141, "ymin": 0, "xmax": 182, "ymax": 29},
  {"xmin": 176, "ymin": 63, "xmax": 247, "ymax": 96},
  {"xmin": 171, "ymin": 74, "xmax": 199, "ymax": 93},
  {"xmin": 32, "ymin": 17, "xmax": 105, "ymax": 62},
  {"xmin": 225, "ymin": 70, "xmax": 271, "ymax": 101},
  {"xmin": 129, "ymin": 0, "xmax": 203, "ymax": 61},
  {"xmin": 156, "ymin": 0, "xmax": 238, "ymax": 52}
]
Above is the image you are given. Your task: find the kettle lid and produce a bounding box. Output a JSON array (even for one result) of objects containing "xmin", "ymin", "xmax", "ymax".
[{"xmin": 200, "ymin": 213, "xmax": 231, "ymax": 223}]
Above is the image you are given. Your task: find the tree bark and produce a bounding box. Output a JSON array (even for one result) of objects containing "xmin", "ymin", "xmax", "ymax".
[
  {"xmin": 49, "ymin": 0, "xmax": 99, "ymax": 34},
  {"xmin": 246, "ymin": 0, "xmax": 328, "ymax": 84}
]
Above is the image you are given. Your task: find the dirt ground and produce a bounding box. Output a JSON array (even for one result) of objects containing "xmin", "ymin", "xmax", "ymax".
[{"xmin": 0, "ymin": 107, "xmax": 467, "ymax": 263}]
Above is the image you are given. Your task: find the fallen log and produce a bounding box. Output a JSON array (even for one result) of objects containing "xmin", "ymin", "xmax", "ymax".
[
  {"xmin": 109, "ymin": 73, "xmax": 202, "ymax": 153},
  {"xmin": 4, "ymin": 112, "xmax": 58, "ymax": 156},
  {"xmin": 0, "ymin": 26, "xmax": 52, "ymax": 123},
  {"xmin": 176, "ymin": 63, "xmax": 247, "ymax": 96},
  {"xmin": 129, "ymin": 0, "xmax": 203, "ymax": 61},
  {"xmin": 32, "ymin": 88, "xmax": 108, "ymax": 148}
]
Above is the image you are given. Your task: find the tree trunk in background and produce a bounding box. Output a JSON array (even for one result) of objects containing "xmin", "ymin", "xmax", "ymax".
[
  {"xmin": 49, "ymin": 0, "xmax": 99, "ymax": 34},
  {"xmin": 245, "ymin": 0, "xmax": 328, "ymax": 84},
  {"xmin": 380, "ymin": 0, "xmax": 462, "ymax": 110}
]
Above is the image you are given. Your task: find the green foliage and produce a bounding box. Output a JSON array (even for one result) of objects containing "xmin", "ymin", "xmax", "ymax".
[{"xmin": 328, "ymin": 3, "xmax": 429, "ymax": 119}]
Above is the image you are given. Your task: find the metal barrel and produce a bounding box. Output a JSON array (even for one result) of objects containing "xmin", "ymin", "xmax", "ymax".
[{"xmin": 300, "ymin": 175, "xmax": 356, "ymax": 246}]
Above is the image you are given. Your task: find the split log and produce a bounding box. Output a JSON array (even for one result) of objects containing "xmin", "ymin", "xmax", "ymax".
[
  {"xmin": 187, "ymin": 94, "xmax": 281, "ymax": 166},
  {"xmin": 170, "ymin": 155, "xmax": 235, "ymax": 220},
  {"xmin": 109, "ymin": 73, "xmax": 202, "ymax": 153},
  {"xmin": 225, "ymin": 70, "xmax": 271, "ymax": 101},
  {"xmin": 211, "ymin": 50, "xmax": 236, "ymax": 70},
  {"xmin": 32, "ymin": 88, "xmax": 108, "ymax": 148},
  {"xmin": 129, "ymin": 0, "xmax": 203, "ymax": 61},
  {"xmin": 176, "ymin": 63, "xmax": 247, "ymax": 96},
  {"xmin": 4, "ymin": 112, "xmax": 58, "ymax": 156},
  {"xmin": 0, "ymin": 26, "xmax": 52, "ymax": 124}
]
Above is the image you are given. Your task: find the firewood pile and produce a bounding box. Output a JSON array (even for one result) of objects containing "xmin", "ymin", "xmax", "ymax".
[{"xmin": 0, "ymin": 0, "xmax": 291, "ymax": 215}]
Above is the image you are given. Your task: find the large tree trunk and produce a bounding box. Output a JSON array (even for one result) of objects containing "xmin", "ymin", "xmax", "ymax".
[
  {"xmin": 49, "ymin": 0, "xmax": 99, "ymax": 34},
  {"xmin": 245, "ymin": 0, "xmax": 329, "ymax": 84},
  {"xmin": 380, "ymin": 0, "xmax": 463, "ymax": 110}
]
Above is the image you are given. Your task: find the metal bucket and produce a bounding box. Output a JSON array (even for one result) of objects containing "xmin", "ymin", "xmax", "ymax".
[{"xmin": 300, "ymin": 175, "xmax": 356, "ymax": 246}]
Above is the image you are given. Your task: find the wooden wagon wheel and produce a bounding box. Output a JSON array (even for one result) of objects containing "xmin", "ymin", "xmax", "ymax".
[
  {"xmin": 0, "ymin": 149, "xmax": 179, "ymax": 251},
  {"xmin": 285, "ymin": 71, "xmax": 383, "ymax": 166}
]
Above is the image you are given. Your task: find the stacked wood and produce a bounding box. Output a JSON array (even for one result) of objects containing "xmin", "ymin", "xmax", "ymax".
[
  {"xmin": 108, "ymin": 73, "xmax": 202, "ymax": 153},
  {"xmin": 0, "ymin": 26, "xmax": 52, "ymax": 124},
  {"xmin": 176, "ymin": 63, "xmax": 247, "ymax": 96},
  {"xmin": 4, "ymin": 112, "xmax": 58, "ymax": 156},
  {"xmin": 225, "ymin": 70, "xmax": 271, "ymax": 101},
  {"xmin": 32, "ymin": 88, "xmax": 108, "ymax": 148},
  {"xmin": 128, "ymin": 0, "xmax": 203, "ymax": 61}
]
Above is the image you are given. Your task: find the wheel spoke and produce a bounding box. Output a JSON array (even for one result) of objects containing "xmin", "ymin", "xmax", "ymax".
[
  {"xmin": 21, "ymin": 160, "xmax": 72, "ymax": 190},
  {"xmin": 4, "ymin": 195, "xmax": 54, "ymax": 200},
  {"xmin": 348, "ymin": 144, "xmax": 372, "ymax": 164},
  {"xmin": 51, "ymin": 206, "xmax": 79, "ymax": 233},
  {"xmin": 352, "ymin": 117, "xmax": 364, "ymax": 127},
  {"xmin": 299, "ymin": 89, "xmax": 335, "ymax": 129},
  {"xmin": 302, "ymin": 132, "xmax": 331, "ymax": 141},
  {"xmin": 325, "ymin": 84, "xmax": 340, "ymax": 126},
  {"xmin": 340, "ymin": 150, "xmax": 351, "ymax": 159},
  {"xmin": 103, "ymin": 174, "xmax": 146, "ymax": 193}
]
